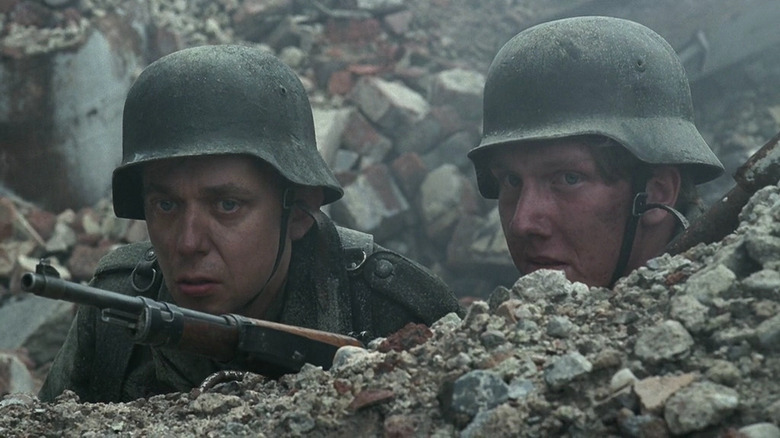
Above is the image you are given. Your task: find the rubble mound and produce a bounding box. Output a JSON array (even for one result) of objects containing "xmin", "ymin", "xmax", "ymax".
[{"xmin": 2, "ymin": 183, "xmax": 779, "ymax": 436}]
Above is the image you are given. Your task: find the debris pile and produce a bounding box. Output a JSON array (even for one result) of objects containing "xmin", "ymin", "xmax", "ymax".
[
  {"xmin": 1, "ymin": 0, "xmax": 780, "ymax": 436},
  {"xmin": 1, "ymin": 181, "xmax": 779, "ymax": 436}
]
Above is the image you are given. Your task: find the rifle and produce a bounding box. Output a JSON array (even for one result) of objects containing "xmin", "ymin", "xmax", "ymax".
[
  {"xmin": 666, "ymin": 129, "xmax": 780, "ymax": 255},
  {"xmin": 20, "ymin": 260, "xmax": 363, "ymax": 374}
]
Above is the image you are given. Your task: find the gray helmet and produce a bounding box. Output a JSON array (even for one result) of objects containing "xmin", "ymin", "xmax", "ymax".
[
  {"xmin": 113, "ymin": 44, "xmax": 343, "ymax": 219},
  {"xmin": 468, "ymin": 16, "xmax": 724, "ymax": 198}
]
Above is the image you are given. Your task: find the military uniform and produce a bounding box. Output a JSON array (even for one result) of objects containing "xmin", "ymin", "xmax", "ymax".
[{"xmin": 39, "ymin": 214, "xmax": 463, "ymax": 402}]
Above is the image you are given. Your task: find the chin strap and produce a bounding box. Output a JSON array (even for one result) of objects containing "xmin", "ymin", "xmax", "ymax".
[
  {"xmin": 242, "ymin": 187, "xmax": 296, "ymax": 311},
  {"xmin": 609, "ymin": 192, "xmax": 689, "ymax": 287}
]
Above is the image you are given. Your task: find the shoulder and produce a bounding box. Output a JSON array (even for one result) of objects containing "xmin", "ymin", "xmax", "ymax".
[
  {"xmin": 94, "ymin": 241, "xmax": 153, "ymax": 275},
  {"xmin": 339, "ymin": 228, "xmax": 464, "ymax": 324},
  {"xmin": 91, "ymin": 241, "xmax": 155, "ymax": 295}
]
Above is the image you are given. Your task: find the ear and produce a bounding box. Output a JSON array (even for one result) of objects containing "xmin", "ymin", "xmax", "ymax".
[
  {"xmin": 287, "ymin": 187, "xmax": 325, "ymax": 241},
  {"xmin": 640, "ymin": 166, "xmax": 681, "ymax": 227}
]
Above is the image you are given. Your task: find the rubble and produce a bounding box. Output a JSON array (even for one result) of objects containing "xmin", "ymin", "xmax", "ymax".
[{"xmin": 0, "ymin": 0, "xmax": 779, "ymax": 436}]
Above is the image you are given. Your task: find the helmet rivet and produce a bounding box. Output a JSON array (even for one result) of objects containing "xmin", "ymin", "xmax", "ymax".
[
  {"xmin": 635, "ymin": 57, "xmax": 646, "ymax": 72},
  {"xmin": 280, "ymin": 86, "xmax": 287, "ymax": 95}
]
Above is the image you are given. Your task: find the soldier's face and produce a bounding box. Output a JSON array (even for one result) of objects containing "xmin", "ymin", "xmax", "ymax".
[
  {"xmin": 142, "ymin": 155, "xmax": 290, "ymax": 317},
  {"xmin": 488, "ymin": 141, "xmax": 632, "ymax": 287}
]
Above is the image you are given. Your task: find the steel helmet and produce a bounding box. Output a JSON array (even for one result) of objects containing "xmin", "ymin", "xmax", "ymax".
[
  {"xmin": 113, "ymin": 44, "xmax": 343, "ymax": 219},
  {"xmin": 468, "ymin": 16, "xmax": 724, "ymax": 198}
]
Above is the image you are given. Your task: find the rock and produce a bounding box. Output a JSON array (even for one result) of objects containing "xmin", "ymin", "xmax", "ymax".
[
  {"xmin": 0, "ymin": 295, "xmax": 74, "ymax": 367},
  {"xmin": 739, "ymin": 422, "xmax": 780, "ymax": 438},
  {"xmin": 669, "ymin": 294, "xmax": 709, "ymax": 334},
  {"xmin": 428, "ymin": 68, "xmax": 485, "ymax": 120},
  {"xmin": 633, "ymin": 373, "xmax": 697, "ymax": 414},
  {"xmin": 418, "ymin": 164, "xmax": 480, "ymax": 243},
  {"xmin": 312, "ymin": 106, "xmax": 353, "ymax": 167},
  {"xmin": 610, "ymin": 368, "xmax": 638, "ymax": 393},
  {"xmin": 0, "ymin": 352, "xmax": 35, "ymax": 396},
  {"xmin": 421, "ymin": 129, "xmax": 480, "ymax": 171},
  {"xmin": 682, "ymin": 264, "xmax": 736, "ymax": 305},
  {"xmin": 544, "ymin": 352, "xmax": 593, "ymax": 390},
  {"xmin": 634, "ymin": 320, "xmax": 695, "ymax": 364},
  {"xmin": 742, "ymin": 269, "xmax": 780, "ymax": 299},
  {"xmin": 349, "ymin": 76, "xmax": 430, "ymax": 135},
  {"xmin": 664, "ymin": 381, "xmax": 739, "ymax": 435},
  {"xmin": 389, "ymin": 152, "xmax": 428, "ymax": 199},
  {"xmin": 755, "ymin": 313, "xmax": 780, "ymax": 352},
  {"xmin": 0, "ymin": 25, "xmax": 143, "ymax": 212},
  {"xmin": 341, "ymin": 110, "xmax": 393, "ymax": 166},
  {"xmin": 449, "ymin": 369, "xmax": 509, "ymax": 417},
  {"xmin": 329, "ymin": 164, "xmax": 410, "ymax": 241}
]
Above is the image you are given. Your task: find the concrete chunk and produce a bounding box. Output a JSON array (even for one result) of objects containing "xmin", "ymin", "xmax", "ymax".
[
  {"xmin": 330, "ymin": 164, "xmax": 410, "ymax": 241},
  {"xmin": 428, "ymin": 68, "xmax": 485, "ymax": 120},
  {"xmin": 418, "ymin": 164, "xmax": 480, "ymax": 243},
  {"xmin": 313, "ymin": 107, "xmax": 354, "ymax": 167},
  {"xmin": 341, "ymin": 110, "xmax": 393, "ymax": 166},
  {"xmin": 349, "ymin": 76, "xmax": 430, "ymax": 134}
]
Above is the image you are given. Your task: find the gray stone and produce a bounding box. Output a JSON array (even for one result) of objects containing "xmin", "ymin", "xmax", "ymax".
[
  {"xmin": 682, "ymin": 264, "xmax": 736, "ymax": 305},
  {"xmin": 546, "ymin": 316, "xmax": 578, "ymax": 339},
  {"xmin": 745, "ymin": 233, "xmax": 780, "ymax": 267},
  {"xmin": 511, "ymin": 269, "xmax": 589, "ymax": 303},
  {"xmin": 329, "ymin": 164, "xmax": 410, "ymax": 241},
  {"xmin": 609, "ymin": 368, "xmax": 638, "ymax": 393},
  {"xmin": 446, "ymin": 208, "xmax": 514, "ymax": 275},
  {"xmin": 332, "ymin": 149, "xmax": 360, "ymax": 173},
  {"xmin": 421, "ymin": 129, "xmax": 480, "ymax": 170},
  {"xmin": 341, "ymin": 110, "xmax": 393, "ymax": 166},
  {"xmin": 755, "ymin": 313, "xmax": 780, "ymax": 352},
  {"xmin": 669, "ymin": 294, "xmax": 710, "ymax": 334},
  {"xmin": 45, "ymin": 221, "xmax": 77, "ymax": 253},
  {"xmin": 739, "ymin": 422, "xmax": 780, "ymax": 438},
  {"xmin": 428, "ymin": 68, "xmax": 485, "ymax": 120},
  {"xmin": 278, "ymin": 46, "xmax": 305, "ymax": 68},
  {"xmin": 394, "ymin": 111, "xmax": 442, "ymax": 155},
  {"xmin": 507, "ymin": 378, "xmax": 535, "ymax": 400},
  {"xmin": 450, "ymin": 370, "xmax": 509, "ymax": 417},
  {"xmin": 544, "ymin": 352, "xmax": 593, "ymax": 390},
  {"xmin": 349, "ymin": 76, "xmax": 430, "ymax": 134},
  {"xmin": 0, "ymin": 295, "xmax": 74, "ymax": 366},
  {"xmin": 664, "ymin": 381, "xmax": 739, "ymax": 435},
  {"xmin": 312, "ymin": 107, "xmax": 354, "ymax": 167},
  {"xmin": 355, "ymin": 0, "xmax": 404, "ymax": 12},
  {"xmin": 742, "ymin": 269, "xmax": 780, "ymax": 299},
  {"xmin": 0, "ymin": 27, "xmax": 142, "ymax": 212},
  {"xmin": 418, "ymin": 164, "xmax": 479, "ymax": 243},
  {"xmin": 634, "ymin": 320, "xmax": 694, "ymax": 364},
  {"xmin": 0, "ymin": 352, "xmax": 36, "ymax": 395},
  {"xmin": 479, "ymin": 330, "xmax": 505, "ymax": 349}
]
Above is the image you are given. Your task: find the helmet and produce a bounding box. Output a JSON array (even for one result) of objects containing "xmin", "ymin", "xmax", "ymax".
[
  {"xmin": 113, "ymin": 44, "xmax": 343, "ymax": 219},
  {"xmin": 468, "ymin": 16, "xmax": 724, "ymax": 198}
]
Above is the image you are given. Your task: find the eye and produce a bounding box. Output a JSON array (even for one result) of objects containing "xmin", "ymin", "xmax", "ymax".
[
  {"xmin": 218, "ymin": 199, "xmax": 240, "ymax": 212},
  {"xmin": 500, "ymin": 173, "xmax": 521, "ymax": 188},
  {"xmin": 157, "ymin": 199, "xmax": 175, "ymax": 212},
  {"xmin": 563, "ymin": 172, "xmax": 581, "ymax": 185}
]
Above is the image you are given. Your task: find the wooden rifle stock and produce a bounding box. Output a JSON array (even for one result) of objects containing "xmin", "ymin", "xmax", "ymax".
[
  {"xmin": 667, "ymin": 130, "xmax": 780, "ymax": 255},
  {"xmin": 20, "ymin": 262, "xmax": 363, "ymax": 373}
]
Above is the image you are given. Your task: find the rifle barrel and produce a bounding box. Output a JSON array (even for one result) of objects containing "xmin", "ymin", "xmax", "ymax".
[{"xmin": 21, "ymin": 272, "xmax": 145, "ymax": 314}]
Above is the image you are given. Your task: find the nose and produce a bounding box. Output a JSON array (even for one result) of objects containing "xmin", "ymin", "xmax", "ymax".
[
  {"xmin": 175, "ymin": 207, "xmax": 210, "ymax": 255},
  {"xmin": 506, "ymin": 185, "xmax": 552, "ymax": 238}
]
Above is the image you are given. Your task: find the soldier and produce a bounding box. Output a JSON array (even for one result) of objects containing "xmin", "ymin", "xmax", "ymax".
[
  {"xmin": 468, "ymin": 16, "xmax": 725, "ymax": 288},
  {"xmin": 40, "ymin": 45, "xmax": 463, "ymax": 402}
]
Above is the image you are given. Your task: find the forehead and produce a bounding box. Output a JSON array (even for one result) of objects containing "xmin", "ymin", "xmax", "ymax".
[{"xmin": 488, "ymin": 140, "xmax": 597, "ymax": 169}]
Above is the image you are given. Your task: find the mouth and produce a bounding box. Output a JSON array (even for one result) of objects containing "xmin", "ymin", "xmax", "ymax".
[
  {"xmin": 175, "ymin": 277, "xmax": 219, "ymax": 297},
  {"xmin": 522, "ymin": 256, "xmax": 568, "ymax": 273}
]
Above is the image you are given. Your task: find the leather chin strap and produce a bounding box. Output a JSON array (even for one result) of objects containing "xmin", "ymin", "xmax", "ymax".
[
  {"xmin": 241, "ymin": 187, "xmax": 296, "ymax": 311},
  {"xmin": 609, "ymin": 192, "xmax": 689, "ymax": 287}
]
